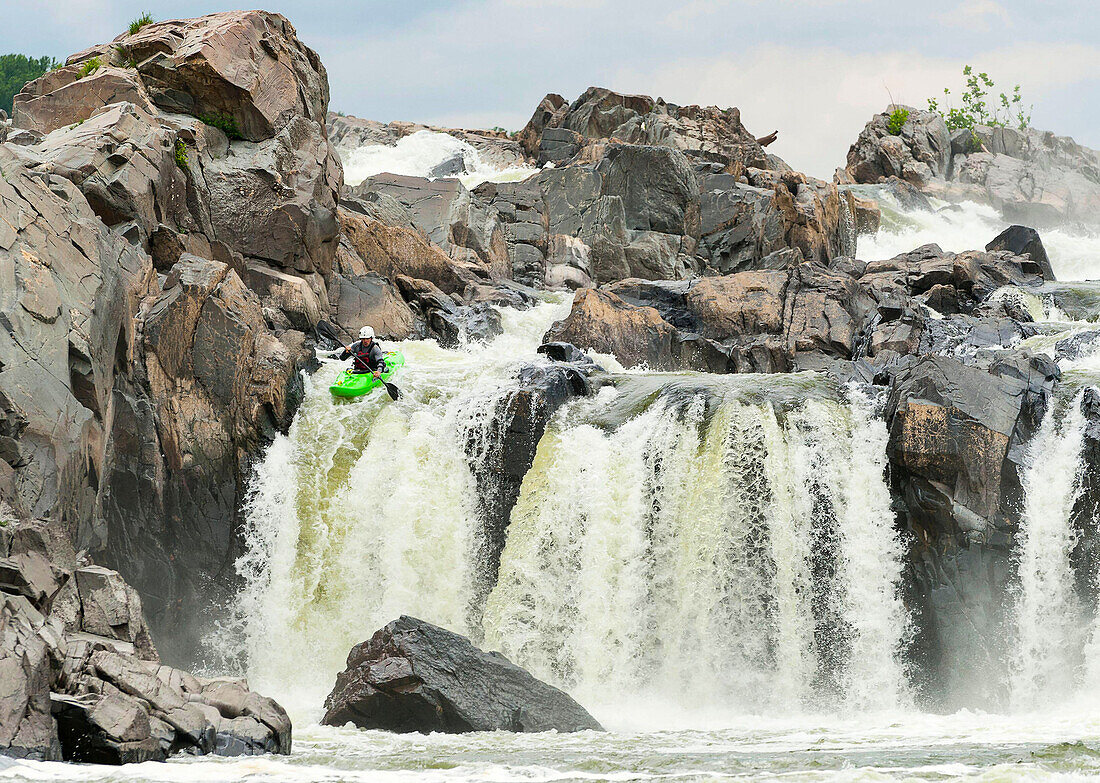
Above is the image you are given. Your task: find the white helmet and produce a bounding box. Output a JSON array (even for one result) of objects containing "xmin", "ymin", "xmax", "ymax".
[{"xmin": 358, "ymin": 325, "xmax": 376, "ymax": 340}]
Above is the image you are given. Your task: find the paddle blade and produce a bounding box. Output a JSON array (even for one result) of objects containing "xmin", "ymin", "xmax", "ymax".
[
  {"xmin": 314, "ymin": 319, "xmax": 342, "ymax": 350},
  {"xmin": 384, "ymin": 382, "xmax": 401, "ymax": 401}
]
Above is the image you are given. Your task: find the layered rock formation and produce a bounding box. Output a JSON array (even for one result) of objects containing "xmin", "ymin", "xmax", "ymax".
[
  {"xmin": 2, "ymin": 11, "xmax": 337, "ymax": 661},
  {"xmin": 322, "ymin": 616, "xmax": 603, "ymax": 733},
  {"xmin": 844, "ymin": 106, "xmax": 1100, "ymax": 228},
  {"xmin": 0, "ymin": 521, "xmax": 289, "ymax": 762}
]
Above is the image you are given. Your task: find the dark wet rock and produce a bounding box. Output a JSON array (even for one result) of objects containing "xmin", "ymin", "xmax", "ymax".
[
  {"xmin": 466, "ymin": 359, "xmax": 595, "ymax": 608},
  {"xmin": 322, "ymin": 616, "xmax": 603, "ymax": 733},
  {"xmin": 1071, "ymin": 389, "xmax": 1100, "ymax": 605},
  {"xmin": 393, "ymin": 276, "xmax": 502, "ymax": 348},
  {"xmin": 1055, "ymin": 330, "xmax": 1100, "ymax": 362},
  {"xmin": 886, "ymin": 351, "xmax": 1060, "ymax": 709},
  {"xmin": 985, "ymin": 225, "xmax": 1055, "ymax": 281}
]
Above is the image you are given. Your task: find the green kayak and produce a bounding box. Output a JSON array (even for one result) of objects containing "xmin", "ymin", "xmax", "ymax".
[{"xmin": 329, "ymin": 351, "xmax": 405, "ymax": 398}]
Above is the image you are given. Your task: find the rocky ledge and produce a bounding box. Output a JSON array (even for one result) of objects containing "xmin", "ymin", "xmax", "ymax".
[
  {"xmin": 322, "ymin": 616, "xmax": 603, "ymax": 733},
  {"xmin": 0, "ymin": 520, "xmax": 289, "ymax": 763},
  {"xmin": 842, "ymin": 105, "xmax": 1100, "ymax": 228}
]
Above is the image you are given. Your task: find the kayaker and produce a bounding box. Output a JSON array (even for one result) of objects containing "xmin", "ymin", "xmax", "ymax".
[{"xmin": 339, "ymin": 326, "xmax": 387, "ymax": 378}]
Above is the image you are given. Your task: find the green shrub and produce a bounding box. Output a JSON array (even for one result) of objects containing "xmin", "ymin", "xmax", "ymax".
[
  {"xmin": 0, "ymin": 53, "xmax": 58, "ymax": 115},
  {"xmin": 174, "ymin": 138, "xmax": 189, "ymax": 171},
  {"xmin": 197, "ymin": 111, "xmax": 243, "ymax": 140},
  {"xmin": 76, "ymin": 56, "xmax": 101, "ymax": 79},
  {"xmin": 886, "ymin": 108, "xmax": 909, "ymax": 135},
  {"xmin": 128, "ymin": 12, "xmax": 155, "ymax": 35},
  {"xmin": 113, "ymin": 45, "xmax": 138, "ymax": 69},
  {"xmin": 490, "ymin": 126, "xmax": 507, "ymax": 134},
  {"xmin": 927, "ymin": 65, "xmax": 1032, "ymax": 131}
]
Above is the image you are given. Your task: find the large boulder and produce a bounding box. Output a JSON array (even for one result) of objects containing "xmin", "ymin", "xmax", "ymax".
[
  {"xmin": 523, "ymin": 86, "xmax": 769, "ymax": 170},
  {"xmin": 322, "ymin": 616, "xmax": 603, "ymax": 733},
  {"xmin": 351, "ymin": 174, "xmax": 509, "ymax": 279},
  {"xmin": 544, "ymin": 288, "xmax": 678, "ymax": 369},
  {"xmin": 885, "ymin": 351, "xmax": 1060, "ymax": 707},
  {"xmin": 595, "ymin": 144, "xmax": 699, "ymax": 235},
  {"xmin": 844, "ymin": 106, "xmax": 952, "ymax": 187},
  {"xmin": 13, "ymin": 10, "xmax": 343, "ymax": 308},
  {"xmin": 339, "ymin": 207, "xmax": 483, "ymax": 295},
  {"xmin": 43, "ymin": 11, "xmax": 329, "ymax": 141}
]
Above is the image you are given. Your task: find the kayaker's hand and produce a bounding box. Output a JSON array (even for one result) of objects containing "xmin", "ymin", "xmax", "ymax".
[{"xmin": 372, "ymin": 370, "xmax": 382, "ymax": 379}]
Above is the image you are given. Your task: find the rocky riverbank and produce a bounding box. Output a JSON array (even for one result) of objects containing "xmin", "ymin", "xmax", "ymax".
[{"xmin": 1, "ymin": 7, "xmax": 1098, "ymax": 760}]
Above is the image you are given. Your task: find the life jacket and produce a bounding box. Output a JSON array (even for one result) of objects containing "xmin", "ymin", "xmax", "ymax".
[{"xmin": 351, "ymin": 339, "xmax": 383, "ymax": 373}]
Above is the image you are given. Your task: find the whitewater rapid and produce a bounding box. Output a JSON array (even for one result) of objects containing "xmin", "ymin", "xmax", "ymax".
[
  {"xmin": 13, "ymin": 139, "xmax": 1094, "ymax": 783},
  {"xmin": 341, "ymin": 129, "xmax": 535, "ymax": 189}
]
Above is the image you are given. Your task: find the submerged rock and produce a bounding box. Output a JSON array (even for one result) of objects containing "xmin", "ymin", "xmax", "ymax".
[{"xmin": 322, "ymin": 616, "xmax": 603, "ymax": 733}]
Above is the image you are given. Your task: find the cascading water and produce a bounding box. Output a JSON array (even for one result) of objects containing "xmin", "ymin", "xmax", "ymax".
[
  {"xmin": 342, "ymin": 129, "xmax": 536, "ymax": 189},
  {"xmin": 856, "ymin": 194, "xmax": 1100, "ymax": 282},
  {"xmin": 217, "ymin": 292, "xmax": 912, "ymax": 723},
  {"xmin": 1010, "ymin": 390, "xmax": 1090, "ymax": 709},
  {"xmin": 481, "ymin": 384, "xmax": 909, "ymax": 714}
]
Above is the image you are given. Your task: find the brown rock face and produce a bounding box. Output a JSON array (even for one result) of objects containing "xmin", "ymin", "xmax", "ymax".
[
  {"xmin": 339, "ymin": 208, "xmax": 482, "ymax": 295},
  {"xmin": 544, "ymin": 288, "xmax": 678, "ymax": 369},
  {"xmin": 13, "ymin": 9, "xmax": 342, "ymax": 300},
  {"xmin": 57, "ymin": 12, "xmax": 329, "ymax": 142},
  {"xmin": 12, "ymin": 67, "xmax": 155, "ymax": 136}
]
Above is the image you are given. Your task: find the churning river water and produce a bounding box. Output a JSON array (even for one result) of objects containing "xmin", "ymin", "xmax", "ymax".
[{"xmin": 8, "ymin": 141, "xmax": 1100, "ymax": 781}]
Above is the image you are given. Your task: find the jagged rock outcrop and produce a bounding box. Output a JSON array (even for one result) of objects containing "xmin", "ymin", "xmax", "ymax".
[
  {"xmin": 322, "ymin": 616, "xmax": 603, "ymax": 733},
  {"xmin": 3, "ymin": 11, "xmax": 337, "ymax": 659},
  {"xmin": 844, "ymin": 106, "xmax": 952, "ymax": 187},
  {"xmin": 545, "ymin": 237, "xmax": 1048, "ymax": 379},
  {"xmin": 520, "ymin": 86, "xmax": 770, "ymax": 171},
  {"xmin": 12, "ymin": 10, "xmax": 342, "ymax": 321},
  {"xmin": 845, "ymin": 106, "xmax": 1100, "ymax": 227},
  {"xmin": 0, "ymin": 523, "xmax": 290, "ymax": 763},
  {"xmin": 349, "ymin": 174, "xmax": 509, "ymax": 279}
]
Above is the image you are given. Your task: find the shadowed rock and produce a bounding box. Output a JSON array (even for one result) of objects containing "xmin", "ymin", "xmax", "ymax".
[{"xmin": 322, "ymin": 616, "xmax": 603, "ymax": 733}]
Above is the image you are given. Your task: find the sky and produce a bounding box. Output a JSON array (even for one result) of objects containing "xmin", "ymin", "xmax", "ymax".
[{"xmin": 3, "ymin": 0, "xmax": 1098, "ymax": 178}]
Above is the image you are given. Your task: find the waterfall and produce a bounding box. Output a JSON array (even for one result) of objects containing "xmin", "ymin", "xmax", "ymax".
[
  {"xmin": 217, "ymin": 301, "xmax": 912, "ymax": 722},
  {"xmin": 481, "ymin": 383, "xmax": 909, "ymax": 713},
  {"xmin": 1010, "ymin": 390, "xmax": 1090, "ymax": 708}
]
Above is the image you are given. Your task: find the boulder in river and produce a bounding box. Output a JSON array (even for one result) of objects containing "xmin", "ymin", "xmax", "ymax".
[{"xmin": 322, "ymin": 616, "xmax": 604, "ymax": 733}]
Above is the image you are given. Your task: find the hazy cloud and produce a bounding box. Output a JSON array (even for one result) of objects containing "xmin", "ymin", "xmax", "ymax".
[{"xmin": 2, "ymin": 0, "xmax": 1097, "ymax": 179}]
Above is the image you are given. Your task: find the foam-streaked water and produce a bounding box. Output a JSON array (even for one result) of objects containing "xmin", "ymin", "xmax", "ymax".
[
  {"xmin": 341, "ymin": 129, "xmax": 535, "ymax": 188},
  {"xmin": 17, "ymin": 191, "xmax": 1100, "ymax": 779},
  {"xmin": 856, "ymin": 196, "xmax": 1100, "ymax": 282},
  {"xmin": 10, "ymin": 712, "xmax": 1100, "ymax": 782}
]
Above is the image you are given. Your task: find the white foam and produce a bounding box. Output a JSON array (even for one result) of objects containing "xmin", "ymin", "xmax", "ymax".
[
  {"xmin": 341, "ymin": 129, "xmax": 536, "ymax": 189},
  {"xmin": 857, "ymin": 197, "xmax": 1100, "ymax": 282}
]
